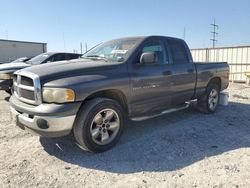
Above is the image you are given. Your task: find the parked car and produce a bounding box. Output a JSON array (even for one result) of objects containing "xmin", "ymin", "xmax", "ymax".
[
  {"xmin": 10, "ymin": 57, "xmax": 32, "ymax": 63},
  {"xmin": 10, "ymin": 36, "xmax": 229, "ymax": 152},
  {"xmin": 0, "ymin": 56, "xmax": 33, "ymax": 66},
  {"xmin": 0, "ymin": 52, "xmax": 81, "ymax": 93}
]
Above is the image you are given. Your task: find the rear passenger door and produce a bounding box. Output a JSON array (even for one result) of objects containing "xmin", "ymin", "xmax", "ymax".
[{"xmin": 165, "ymin": 39, "xmax": 196, "ymax": 105}]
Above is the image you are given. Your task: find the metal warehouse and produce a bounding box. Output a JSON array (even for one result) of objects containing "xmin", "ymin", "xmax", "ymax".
[
  {"xmin": 191, "ymin": 46, "xmax": 250, "ymax": 82},
  {"xmin": 0, "ymin": 39, "xmax": 47, "ymax": 63}
]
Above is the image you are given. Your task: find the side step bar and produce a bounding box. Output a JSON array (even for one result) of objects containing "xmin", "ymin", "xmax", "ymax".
[{"xmin": 131, "ymin": 103, "xmax": 190, "ymax": 121}]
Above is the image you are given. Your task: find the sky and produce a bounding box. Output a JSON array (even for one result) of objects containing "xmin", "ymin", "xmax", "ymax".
[{"xmin": 0, "ymin": 0, "xmax": 249, "ymax": 52}]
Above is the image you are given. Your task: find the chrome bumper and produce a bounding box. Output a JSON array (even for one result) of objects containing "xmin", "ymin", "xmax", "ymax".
[{"xmin": 11, "ymin": 107, "xmax": 76, "ymax": 137}]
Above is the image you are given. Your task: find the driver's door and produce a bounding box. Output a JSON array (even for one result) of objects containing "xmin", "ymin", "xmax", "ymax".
[{"xmin": 128, "ymin": 38, "xmax": 174, "ymax": 115}]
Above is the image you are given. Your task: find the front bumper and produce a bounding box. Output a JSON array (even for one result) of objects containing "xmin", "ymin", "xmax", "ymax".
[
  {"xmin": 10, "ymin": 95, "xmax": 81, "ymax": 137},
  {"xmin": 0, "ymin": 79, "xmax": 12, "ymax": 91}
]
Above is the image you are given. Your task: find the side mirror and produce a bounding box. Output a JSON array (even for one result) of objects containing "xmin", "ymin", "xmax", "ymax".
[
  {"xmin": 140, "ymin": 52, "xmax": 156, "ymax": 64},
  {"xmin": 117, "ymin": 56, "xmax": 125, "ymax": 62}
]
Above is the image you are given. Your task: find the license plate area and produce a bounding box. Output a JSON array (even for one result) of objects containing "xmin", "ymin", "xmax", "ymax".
[
  {"xmin": 15, "ymin": 114, "xmax": 25, "ymax": 130},
  {"xmin": 10, "ymin": 107, "xmax": 25, "ymax": 130},
  {"xmin": 13, "ymin": 113, "xmax": 25, "ymax": 130},
  {"xmin": 16, "ymin": 118, "xmax": 25, "ymax": 130}
]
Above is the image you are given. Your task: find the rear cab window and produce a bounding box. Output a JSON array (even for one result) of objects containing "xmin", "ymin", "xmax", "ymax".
[
  {"xmin": 64, "ymin": 54, "xmax": 79, "ymax": 60},
  {"xmin": 71, "ymin": 54, "xmax": 81, "ymax": 59},
  {"xmin": 167, "ymin": 39, "xmax": 189, "ymax": 64}
]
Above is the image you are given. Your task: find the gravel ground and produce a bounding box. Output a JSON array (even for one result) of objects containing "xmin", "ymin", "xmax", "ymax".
[{"xmin": 0, "ymin": 83, "xmax": 250, "ymax": 188}]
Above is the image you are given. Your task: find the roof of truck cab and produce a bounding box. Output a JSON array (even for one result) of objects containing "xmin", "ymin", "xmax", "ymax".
[
  {"xmin": 114, "ymin": 35, "xmax": 182, "ymax": 40},
  {"xmin": 112, "ymin": 35, "xmax": 183, "ymax": 41},
  {"xmin": 147, "ymin": 35, "xmax": 182, "ymax": 40},
  {"xmin": 41, "ymin": 52, "xmax": 82, "ymax": 55}
]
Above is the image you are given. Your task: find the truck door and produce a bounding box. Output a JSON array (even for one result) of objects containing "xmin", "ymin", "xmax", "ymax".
[
  {"xmin": 128, "ymin": 38, "xmax": 173, "ymax": 115},
  {"xmin": 165, "ymin": 39, "xmax": 196, "ymax": 106}
]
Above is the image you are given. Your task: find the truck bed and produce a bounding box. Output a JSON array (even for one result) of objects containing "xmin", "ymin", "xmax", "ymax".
[{"xmin": 194, "ymin": 62, "xmax": 229, "ymax": 98}]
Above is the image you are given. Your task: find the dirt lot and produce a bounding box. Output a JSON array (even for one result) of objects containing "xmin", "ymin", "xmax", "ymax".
[{"xmin": 0, "ymin": 83, "xmax": 250, "ymax": 188}]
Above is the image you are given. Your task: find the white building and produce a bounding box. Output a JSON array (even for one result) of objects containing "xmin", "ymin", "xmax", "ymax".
[
  {"xmin": 191, "ymin": 46, "xmax": 250, "ymax": 82},
  {"xmin": 0, "ymin": 39, "xmax": 47, "ymax": 63}
]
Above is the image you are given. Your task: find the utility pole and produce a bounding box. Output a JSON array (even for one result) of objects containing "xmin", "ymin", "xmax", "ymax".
[
  {"xmin": 80, "ymin": 42, "xmax": 83, "ymax": 54},
  {"xmin": 210, "ymin": 19, "xmax": 218, "ymax": 48},
  {"xmin": 85, "ymin": 43, "xmax": 88, "ymax": 52}
]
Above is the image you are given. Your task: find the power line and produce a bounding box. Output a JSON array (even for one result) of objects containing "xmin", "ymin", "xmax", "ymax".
[{"xmin": 210, "ymin": 19, "xmax": 218, "ymax": 48}]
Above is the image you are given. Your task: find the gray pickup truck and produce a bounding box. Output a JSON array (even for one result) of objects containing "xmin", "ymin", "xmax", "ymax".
[{"xmin": 10, "ymin": 36, "xmax": 229, "ymax": 152}]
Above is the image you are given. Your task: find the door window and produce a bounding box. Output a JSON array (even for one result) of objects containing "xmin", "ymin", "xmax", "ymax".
[
  {"xmin": 141, "ymin": 40, "xmax": 169, "ymax": 64},
  {"xmin": 53, "ymin": 54, "xmax": 65, "ymax": 62}
]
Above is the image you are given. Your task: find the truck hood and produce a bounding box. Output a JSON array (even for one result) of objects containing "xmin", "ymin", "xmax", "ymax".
[
  {"xmin": 22, "ymin": 58, "xmax": 121, "ymax": 83},
  {"xmin": 0, "ymin": 62, "xmax": 30, "ymax": 73}
]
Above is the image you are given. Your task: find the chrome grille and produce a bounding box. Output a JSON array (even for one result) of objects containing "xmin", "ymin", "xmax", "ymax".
[
  {"xmin": 13, "ymin": 70, "xmax": 42, "ymax": 105},
  {"xmin": 21, "ymin": 76, "xmax": 34, "ymax": 86}
]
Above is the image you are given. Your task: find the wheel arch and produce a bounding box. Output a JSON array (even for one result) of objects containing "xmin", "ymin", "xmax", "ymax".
[
  {"xmin": 82, "ymin": 89, "xmax": 129, "ymax": 114},
  {"xmin": 207, "ymin": 77, "xmax": 221, "ymax": 90}
]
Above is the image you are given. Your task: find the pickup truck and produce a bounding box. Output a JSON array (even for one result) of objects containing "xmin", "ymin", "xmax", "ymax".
[
  {"xmin": 0, "ymin": 52, "xmax": 81, "ymax": 94},
  {"xmin": 10, "ymin": 36, "xmax": 229, "ymax": 152}
]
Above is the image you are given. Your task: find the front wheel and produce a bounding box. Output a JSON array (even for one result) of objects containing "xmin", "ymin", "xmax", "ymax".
[
  {"xmin": 73, "ymin": 98, "xmax": 124, "ymax": 153},
  {"xmin": 5, "ymin": 84, "xmax": 13, "ymax": 95},
  {"xmin": 197, "ymin": 84, "xmax": 220, "ymax": 114}
]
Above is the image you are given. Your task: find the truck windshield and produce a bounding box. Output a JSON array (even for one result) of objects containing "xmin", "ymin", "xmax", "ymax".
[
  {"xmin": 26, "ymin": 54, "xmax": 49, "ymax": 65},
  {"xmin": 82, "ymin": 38, "xmax": 141, "ymax": 62}
]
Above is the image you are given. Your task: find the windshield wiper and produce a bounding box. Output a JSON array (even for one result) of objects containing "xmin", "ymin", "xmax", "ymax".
[{"xmin": 83, "ymin": 55, "xmax": 109, "ymax": 62}]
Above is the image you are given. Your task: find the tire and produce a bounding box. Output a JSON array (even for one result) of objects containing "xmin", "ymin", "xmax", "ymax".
[
  {"xmin": 197, "ymin": 83, "xmax": 220, "ymax": 114},
  {"xmin": 5, "ymin": 85, "xmax": 13, "ymax": 95},
  {"xmin": 73, "ymin": 98, "xmax": 124, "ymax": 153},
  {"xmin": 5, "ymin": 90, "xmax": 12, "ymax": 95}
]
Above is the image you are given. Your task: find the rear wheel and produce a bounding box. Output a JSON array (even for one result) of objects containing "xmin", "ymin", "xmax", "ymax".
[
  {"xmin": 197, "ymin": 84, "xmax": 220, "ymax": 114},
  {"xmin": 73, "ymin": 98, "xmax": 124, "ymax": 153}
]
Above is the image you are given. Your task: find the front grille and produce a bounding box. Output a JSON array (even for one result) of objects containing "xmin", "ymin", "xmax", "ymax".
[
  {"xmin": 21, "ymin": 76, "xmax": 34, "ymax": 86},
  {"xmin": 13, "ymin": 70, "xmax": 41, "ymax": 105},
  {"xmin": 20, "ymin": 89, "xmax": 35, "ymax": 100}
]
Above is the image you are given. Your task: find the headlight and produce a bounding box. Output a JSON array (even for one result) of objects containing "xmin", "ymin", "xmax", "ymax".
[
  {"xmin": 0, "ymin": 73, "xmax": 12, "ymax": 80},
  {"xmin": 42, "ymin": 87, "xmax": 75, "ymax": 103}
]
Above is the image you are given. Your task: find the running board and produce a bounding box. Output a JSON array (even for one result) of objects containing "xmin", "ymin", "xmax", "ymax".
[{"xmin": 131, "ymin": 103, "xmax": 189, "ymax": 121}]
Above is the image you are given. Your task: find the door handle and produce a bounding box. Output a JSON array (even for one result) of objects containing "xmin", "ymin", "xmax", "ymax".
[{"xmin": 163, "ymin": 71, "xmax": 172, "ymax": 75}]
